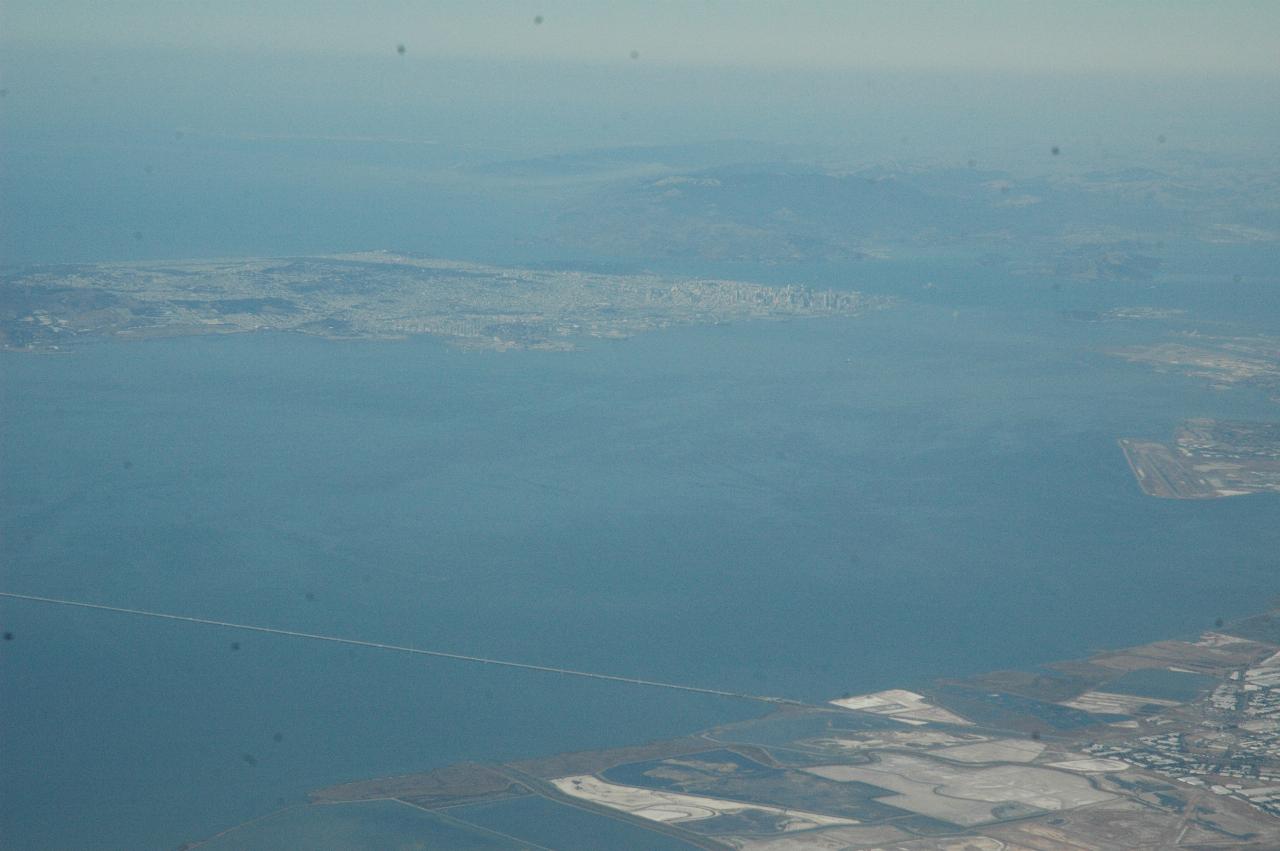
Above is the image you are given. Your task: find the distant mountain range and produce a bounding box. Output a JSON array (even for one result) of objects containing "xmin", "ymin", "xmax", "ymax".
[{"xmin": 463, "ymin": 143, "xmax": 1279, "ymax": 276}]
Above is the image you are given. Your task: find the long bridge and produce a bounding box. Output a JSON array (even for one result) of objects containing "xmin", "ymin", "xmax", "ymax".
[{"xmin": 0, "ymin": 590, "xmax": 809, "ymax": 708}]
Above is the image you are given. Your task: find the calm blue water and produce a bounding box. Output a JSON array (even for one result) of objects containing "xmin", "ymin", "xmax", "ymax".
[
  {"xmin": 3, "ymin": 306, "xmax": 1279, "ymax": 849},
  {"xmin": 199, "ymin": 800, "xmax": 516, "ymax": 850}
]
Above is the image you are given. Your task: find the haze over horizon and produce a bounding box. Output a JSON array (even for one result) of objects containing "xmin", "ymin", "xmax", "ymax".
[
  {"xmin": 4, "ymin": 3, "xmax": 1280, "ymax": 850},
  {"xmin": 4, "ymin": 0, "xmax": 1279, "ymax": 76}
]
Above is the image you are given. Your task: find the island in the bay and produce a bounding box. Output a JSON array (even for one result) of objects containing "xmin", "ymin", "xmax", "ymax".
[
  {"xmin": 0, "ymin": 252, "xmax": 888, "ymax": 353},
  {"xmin": 1120, "ymin": 419, "xmax": 1280, "ymax": 499},
  {"xmin": 190, "ymin": 610, "xmax": 1280, "ymax": 850}
]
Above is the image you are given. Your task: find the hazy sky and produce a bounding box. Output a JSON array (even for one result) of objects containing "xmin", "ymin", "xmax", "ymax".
[{"xmin": 4, "ymin": 0, "xmax": 1278, "ymax": 75}]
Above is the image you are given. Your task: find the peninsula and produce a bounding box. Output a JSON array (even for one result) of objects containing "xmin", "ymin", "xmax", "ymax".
[{"xmin": 0, "ymin": 252, "xmax": 888, "ymax": 353}]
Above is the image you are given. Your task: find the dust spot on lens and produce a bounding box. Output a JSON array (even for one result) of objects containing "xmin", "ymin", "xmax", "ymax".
[
  {"xmin": 143, "ymin": 165, "xmax": 154, "ymax": 175},
  {"xmin": 967, "ymin": 158, "xmax": 976, "ymax": 168},
  {"xmin": 272, "ymin": 732, "xmax": 284, "ymax": 743},
  {"xmin": 1050, "ymin": 145, "xmax": 1060, "ymax": 156},
  {"xmin": 242, "ymin": 753, "xmax": 258, "ymax": 767},
  {"xmin": 1030, "ymin": 730, "xmax": 1041, "ymax": 741},
  {"xmin": 133, "ymin": 231, "xmax": 143, "ymax": 240},
  {"xmin": 305, "ymin": 592, "xmax": 315, "ymax": 601},
  {"xmin": 1215, "ymin": 617, "xmax": 1225, "ymax": 628},
  {"xmin": 1157, "ymin": 134, "xmax": 1166, "ymax": 144},
  {"xmin": 0, "ymin": 89, "xmax": 8, "ymax": 98},
  {"xmin": 396, "ymin": 43, "xmax": 406, "ymax": 55},
  {"xmin": 1233, "ymin": 274, "xmax": 1243, "ymax": 283},
  {"xmin": 629, "ymin": 50, "xmax": 640, "ymax": 60},
  {"xmin": 534, "ymin": 15, "xmax": 543, "ymax": 25},
  {"xmin": 123, "ymin": 459, "xmax": 134, "ymax": 469},
  {"xmin": 230, "ymin": 641, "xmax": 241, "ymax": 651},
  {"xmin": 3, "ymin": 632, "xmax": 13, "ymax": 641}
]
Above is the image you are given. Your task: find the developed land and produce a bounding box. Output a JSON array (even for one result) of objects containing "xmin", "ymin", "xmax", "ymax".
[
  {"xmin": 223, "ymin": 610, "xmax": 1280, "ymax": 850},
  {"xmin": 1120, "ymin": 419, "xmax": 1280, "ymax": 499},
  {"xmin": 1111, "ymin": 335, "xmax": 1280, "ymax": 403},
  {"xmin": 0, "ymin": 252, "xmax": 889, "ymax": 353}
]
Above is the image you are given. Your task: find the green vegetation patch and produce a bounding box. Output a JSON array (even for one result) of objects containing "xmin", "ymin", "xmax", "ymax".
[{"xmin": 1102, "ymin": 668, "xmax": 1217, "ymax": 702}]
